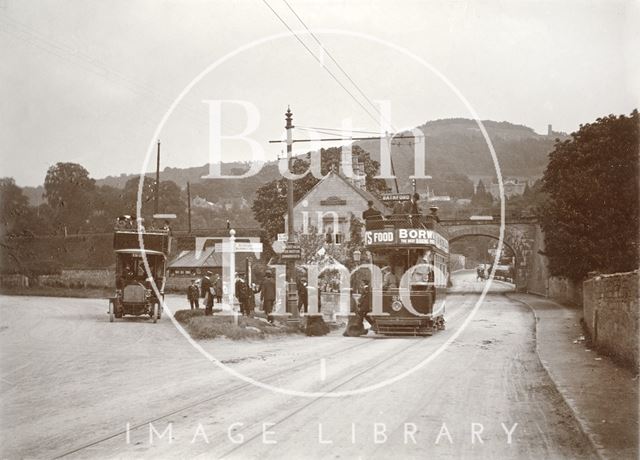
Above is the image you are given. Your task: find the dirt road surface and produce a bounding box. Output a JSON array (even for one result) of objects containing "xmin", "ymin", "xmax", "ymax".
[{"xmin": 0, "ymin": 271, "xmax": 598, "ymax": 459}]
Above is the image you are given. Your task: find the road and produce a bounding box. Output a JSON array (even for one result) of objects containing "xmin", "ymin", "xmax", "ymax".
[{"xmin": 0, "ymin": 271, "xmax": 598, "ymax": 459}]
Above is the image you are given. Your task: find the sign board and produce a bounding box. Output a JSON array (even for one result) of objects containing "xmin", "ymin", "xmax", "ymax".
[
  {"xmin": 381, "ymin": 193, "xmax": 411, "ymax": 202},
  {"xmin": 277, "ymin": 233, "xmax": 287, "ymax": 242},
  {"xmin": 281, "ymin": 251, "xmax": 301, "ymax": 260},
  {"xmin": 364, "ymin": 228, "xmax": 449, "ymax": 253},
  {"xmin": 280, "ymin": 242, "xmax": 302, "ymax": 260},
  {"xmin": 214, "ymin": 242, "xmax": 263, "ymax": 253},
  {"xmin": 470, "ymin": 215, "xmax": 494, "ymax": 221},
  {"xmin": 113, "ymin": 231, "xmax": 169, "ymax": 253}
]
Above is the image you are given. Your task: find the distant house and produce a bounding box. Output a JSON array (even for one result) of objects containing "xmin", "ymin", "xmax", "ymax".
[
  {"xmin": 489, "ymin": 178, "xmax": 526, "ymax": 199},
  {"xmin": 167, "ymin": 233, "xmax": 260, "ymax": 291},
  {"xmin": 285, "ymin": 156, "xmax": 387, "ymax": 244},
  {"xmin": 167, "ymin": 247, "xmax": 222, "ymax": 278}
]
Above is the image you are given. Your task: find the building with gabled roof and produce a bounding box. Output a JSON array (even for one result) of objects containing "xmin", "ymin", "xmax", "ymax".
[{"xmin": 285, "ymin": 165, "xmax": 388, "ymax": 244}]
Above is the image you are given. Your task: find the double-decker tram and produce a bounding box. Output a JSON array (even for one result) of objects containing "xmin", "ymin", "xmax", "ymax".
[{"xmin": 362, "ymin": 207, "xmax": 449, "ymax": 336}]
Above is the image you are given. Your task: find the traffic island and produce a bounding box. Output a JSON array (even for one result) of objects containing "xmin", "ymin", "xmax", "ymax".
[{"xmin": 174, "ymin": 309, "xmax": 303, "ymax": 340}]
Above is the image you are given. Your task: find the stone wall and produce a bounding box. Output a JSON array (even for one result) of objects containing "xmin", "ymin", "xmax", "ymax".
[
  {"xmin": 0, "ymin": 274, "xmax": 30, "ymax": 288},
  {"xmin": 583, "ymin": 270, "xmax": 639, "ymax": 369},
  {"xmin": 548, "ymin": 276, "xmax": 583, "ymax": 307},
  {"xmin": 37, "ymin": 269, "xmax": 115, "ymax": 289},
  {"xmin": 525, "ymin": 224, "xmax": 549, "ymax": 296}
]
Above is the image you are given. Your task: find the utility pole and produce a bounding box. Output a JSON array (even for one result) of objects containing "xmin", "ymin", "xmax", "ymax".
[
  {"xmin": 187, "ymin": 181, "xmax": 192, "ymax": 234},
  {"xmin": 285, "ymin": 107, "xmax": 299, "ymax": 319},
  {"xmin": 154, "ymin": 140, "xmax": 161, "ymax": 215}
]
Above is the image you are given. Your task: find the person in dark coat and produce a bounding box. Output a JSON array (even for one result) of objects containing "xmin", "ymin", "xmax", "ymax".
[
  {"xmin": 235, "ymin": 274, "xmax": 249, "ymax": 316},
  {"xmin": 362, "ymin": 200, "xmax": 382, "ymax": 221},
  {"xmin": 213, "ymin": 275, "xmax": 223, "ymax": 304},
  {"xmin": 297, "ymin": 277, "xmax": 308, "ymax": 313},
  {"xmin": 259, "ymin": 272, "xmax": 276, "ymax": 323},
  {"xmin": 200, "ymin": 271, "xmax": 212, "ymax": 299},
  {"xmin": 187, "ymin": 279, "xmax": 200, "ymax": 309},
  {"xmin": 204, "ymin": 284, "xmax": 214, "ymax": 316}
]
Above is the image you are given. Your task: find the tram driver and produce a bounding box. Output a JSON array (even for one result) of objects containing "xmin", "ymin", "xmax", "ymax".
[{"xmin": 381, "ymin": 266, "xmax": 398, "ymax": 290}]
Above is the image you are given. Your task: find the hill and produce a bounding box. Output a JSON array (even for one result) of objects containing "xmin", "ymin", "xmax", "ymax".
[
  {"xmin": 23, "ymin": 118, "xmax": 564, "ymax": 205},
  {"xmin": 355, "ymin": 118, "xmax": 565, "ymax": 192}
]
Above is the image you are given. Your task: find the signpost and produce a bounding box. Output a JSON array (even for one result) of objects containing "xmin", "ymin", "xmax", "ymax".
[{"xmin": 215, "ymin": 242, "xmax": 263, "ymax": 253}]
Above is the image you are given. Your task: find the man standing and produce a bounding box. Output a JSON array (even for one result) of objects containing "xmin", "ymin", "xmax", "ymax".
[
  {"xmin": 200, "ymin": 271, "xmax": 212, "ymax": 299},
  {"xmin": 235, "ymin": 273, "xmax": 248, "ymax": 316},
  {"xmin": 213, "ymin": 274, "xmax": 223, "ymax": 304},
  {"xmin": 259, "ymin": 271, "xmax": 276, "ymax": 323},
  {"xmin": 297, "ymin": 277, "xmax": 308, "ymax": 313},
  {"xmin": 187, "ymin": 279, "xmax": 199, "ymax": 309}
]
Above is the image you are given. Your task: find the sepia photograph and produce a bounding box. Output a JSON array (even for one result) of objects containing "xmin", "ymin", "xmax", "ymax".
[{"xmin": 0, "ymin": 1, "xmax": 638, "ymax": 458}]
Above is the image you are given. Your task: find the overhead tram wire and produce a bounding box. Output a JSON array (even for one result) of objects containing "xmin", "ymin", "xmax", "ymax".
[
  {"xmin": 262, "ymin": 0, "xmax": 403, "ymax": 192},
  {"xmin": 282, "ymin": 0, "xmax": 394, "ymax": 130},
  {"xmin": 281, "ymin": 0, "xmax": 402, "ymax": 192},
  {"xmin": 261, "ymin": 0, "xmax": 382, "ymax": 128},
  {"xmin": 295, "ymin": 125, "xmax": 382, "ymax": 135}
]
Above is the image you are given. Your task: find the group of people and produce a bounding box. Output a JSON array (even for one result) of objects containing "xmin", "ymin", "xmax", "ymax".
[
  {"xmin": 186, "ymin": 271, "xmax": 222, "ymax": 315},
  {"xmin": 186, "ymin": 270, "xmax": 278, "ymax": 322},
  {"xmin": 362, "ymin": 195, "xmax": 440, "ymax": 228}
]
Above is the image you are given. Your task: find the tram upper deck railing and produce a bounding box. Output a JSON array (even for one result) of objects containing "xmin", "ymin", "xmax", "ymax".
[{"xmin": 364, "ymin": 214, "xmax": 450, "ymax": 240}]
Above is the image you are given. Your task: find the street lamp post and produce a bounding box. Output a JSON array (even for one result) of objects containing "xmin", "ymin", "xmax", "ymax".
[{"xmin": 285, "ymin": 107, "xmax": 299, "ymax": 320}]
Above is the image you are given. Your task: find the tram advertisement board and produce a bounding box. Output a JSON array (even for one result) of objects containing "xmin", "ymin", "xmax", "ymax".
[
  {"xmin": 113, "ymin": 231, "xmax": 170, "ymax": 254},
  {"xmin": 365, "ymin": 228, "xmax": 449, "ymax": 253}
]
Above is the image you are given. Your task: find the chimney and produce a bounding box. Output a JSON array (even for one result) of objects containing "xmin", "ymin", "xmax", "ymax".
[{"xmin": 547, "ymin": 124, "xmax": 553, "ymax": 136}]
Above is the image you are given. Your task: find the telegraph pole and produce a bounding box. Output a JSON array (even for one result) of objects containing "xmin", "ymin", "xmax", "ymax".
[
  {"xmin": 285, "ymin": 107, "xmax": 299, "ymax": 319},
  {"xmin": 154, "ymin": 140, "xmax": 161, "ymax": 215},
  {"xmin": 187, "ymin": 181, "xmax": 192, "ymax": 234}
]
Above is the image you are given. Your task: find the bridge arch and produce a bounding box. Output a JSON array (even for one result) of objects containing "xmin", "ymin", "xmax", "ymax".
[{"xmin": 443, "ymin": 222, "xmax": 537, "ymax": 291}]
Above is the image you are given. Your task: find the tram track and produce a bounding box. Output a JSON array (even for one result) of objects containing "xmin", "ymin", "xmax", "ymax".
[
  {"xmin": 216, "ymin": 332, "xmax": 443, "ymax": 458},
  {"xmin": 54, "ymin": 294, "xmax": 475, "ymax": 458},
  {"xmin": 53, "ymin": 337, "xmax": 378, "ymax": 458}
]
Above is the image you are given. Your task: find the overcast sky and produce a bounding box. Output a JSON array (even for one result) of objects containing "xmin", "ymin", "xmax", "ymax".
[{"xmin": 1, "ymin": 0, "xmax": 638, "ymax": 186}]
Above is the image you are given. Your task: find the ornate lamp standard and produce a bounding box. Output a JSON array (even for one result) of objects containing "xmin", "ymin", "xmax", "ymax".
[{"xmin": 284, "ymin": 107, "xmax": 299, "ymax": 320}]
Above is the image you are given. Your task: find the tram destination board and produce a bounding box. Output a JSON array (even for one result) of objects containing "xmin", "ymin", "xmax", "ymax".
[{"xmin": 381, "ymin": 193, "xmax": 412, "ymax": 202}]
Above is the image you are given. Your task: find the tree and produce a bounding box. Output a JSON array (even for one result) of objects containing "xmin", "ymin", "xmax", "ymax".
[
  {"xmin": 434, "ymin": 173, "xmax": 474, "ymax": 198},
  {"xmin": 122, "ymin": 176, "xmax": 185, "ymax": 226},
  {"xmin": 0, "ymin": 178, "xmax": 30, "ymax": 237},
  {"xmin": 471, "ymin": 179, "xmax": 493, "ymax": 207},
  {"xmin": 44, "ymin": 162, "xmax": 95, "ymax": 233},
  {"xmin": 87, "ymin": 185, "xmax": 125, "ymax": 232},
  {"xmin": 540, "ymin": 110, "xmax": 639, "ymax": 280},
  {"xmin": 252, "ymin": 146, "xmax": 385, "ymax": 242}
]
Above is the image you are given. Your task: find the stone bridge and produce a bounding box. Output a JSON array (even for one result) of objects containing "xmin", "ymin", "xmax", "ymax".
[{"xmin": 440, "ymin": 218, "xmax": 540, "ymax": 292}]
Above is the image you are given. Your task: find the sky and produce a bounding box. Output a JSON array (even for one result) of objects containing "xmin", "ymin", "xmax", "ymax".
[{"xmin": 1, "ymin": 0, "xmax": 638, "ymax": 186}]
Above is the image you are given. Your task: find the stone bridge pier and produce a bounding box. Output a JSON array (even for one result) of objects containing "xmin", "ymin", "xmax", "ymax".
[{"xmin": 442, "ymin": 220, "xmax": 539, "ymax": 292}]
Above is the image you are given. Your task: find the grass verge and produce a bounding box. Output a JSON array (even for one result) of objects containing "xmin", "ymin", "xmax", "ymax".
[{"xmin": 174, "ymin": 309, "xmax": 303, "ymax": 340}]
